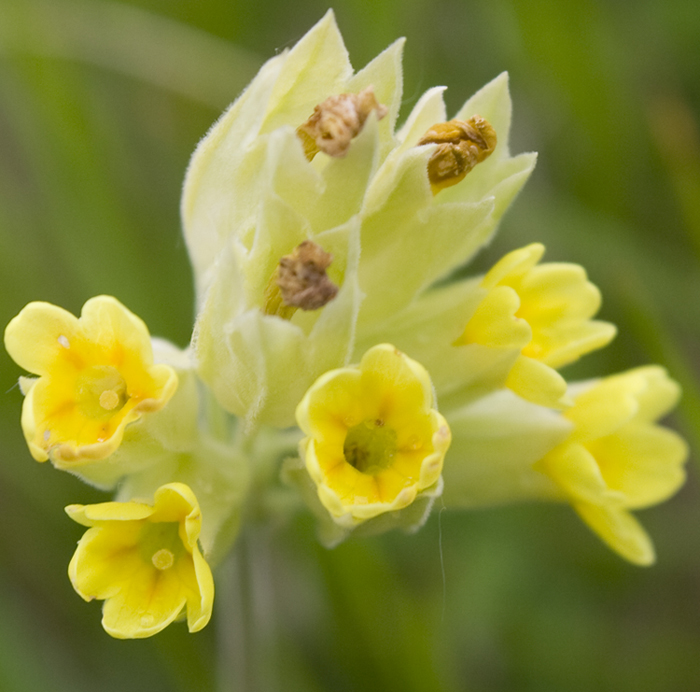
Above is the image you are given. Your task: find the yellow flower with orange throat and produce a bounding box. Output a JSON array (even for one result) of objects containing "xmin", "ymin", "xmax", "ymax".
[
  {"xmin": 4, "ymin": 295, "xmax": 177, "ymax": 466},
  {"xmin": 66, "ymin": 483, "xmax": 213, "ymax": 639},
  {"xmin": 295, "ymin": 344, "xmax": 451, "ymax": 527}
]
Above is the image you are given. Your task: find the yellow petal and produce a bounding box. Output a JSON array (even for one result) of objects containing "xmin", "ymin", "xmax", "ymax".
[
  {"xmin": 466, "ymin": 244, "xmax": 615, "ymax": 392},
  {"xmin": 533, "ymin": 365, "xmax": 687, "ymax": 565},
  {"xmin": 68, "ymin": 525, "xmax": 144, "ymax": 601},
  {"xmin": 8, "ymin": 296, "xmax": 178, "ymax": 465},
  {"xmin": 481, "ymin": 243, "xmax": 544, "ymax": 290},
  {"xmin": 150, "ymin": 483, "xmax": 200, "ymax": 527},
  {"xmin": 296, "ymin": 369, "xmax": 364, "ymax": 443},
  {"xmin": 627, "ymin": 366, "xmax": 681, "ymax": 423},
  {"xmin": 20, "ymin": 381, "xmax": 48, "ymax": 461},
  {"xmin": 458, "ymin": 285, "xmax": 531, "ymax": 349},
  {"xmin": 79, "ymin": 296, "xmax": 154, "ymax": 364},
  {"xmin": 5, "ymin": 302, "xmax": 79, "ymax": 375},
  {"xmin": 185, "ymin": 548, "xmax": 215, "ymax": 633},
  {"xmin": 534, "ymin": 320, "xmax": 617, "ymax": 369},
  {"xmin": 505, "ymin": 355, "xmax": 570, "ymax": 408},
  {"xmin": 573, "ymin": 501, "xmax": 655, "ymax": 566},
  {"xmin": 101, "ymin": 566, "xmax": 188, "ymax": 639},
  {"xmin": 66, "ymin": 501, "xmax": 154, "ymax": 527},
  {"xmin": 516, "ymin": 263, "xmax": 602, "ymax": 325},
  {"xmin": 537, "ymin": 442, "xmax": 611, "ymax": 505},
  {"xmin": 359, "ymin": 344, "xmax": 434, "ymax": 418},
  {"xmin": 565, "ymin": 375, "xmax": 641, "ymax": 441},
  {"xmin": 587, "ymin": 424, "xmax": 688, "ymax": 509}
]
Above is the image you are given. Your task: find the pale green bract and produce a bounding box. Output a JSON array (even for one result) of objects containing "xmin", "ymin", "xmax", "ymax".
[
  {"xmin": 185, "ymin": 10, "xmax": 536, "ymax": 428},
  {"xmin": 2, "ymin": 10, "xmax": 688, "ymax": 640}
]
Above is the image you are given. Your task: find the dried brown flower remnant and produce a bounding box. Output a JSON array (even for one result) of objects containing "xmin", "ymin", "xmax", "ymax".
[
  {"xmin": 418, "ymin": 116, "xmax": 497, "ymax": 194},
  {"xmin": 263, "ymin": 241, "xmax": 339, "ymax": 319},
  {"xmin": 297, "ymin": 86, "xmax": 388, "ymax": 160}
]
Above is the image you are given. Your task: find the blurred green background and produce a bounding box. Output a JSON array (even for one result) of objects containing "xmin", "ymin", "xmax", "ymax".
[{"xmin": 1, "ymin": 0, "xmax": 699, "ymax": 690}]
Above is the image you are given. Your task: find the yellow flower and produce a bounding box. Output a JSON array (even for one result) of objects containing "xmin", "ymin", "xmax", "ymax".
[
  {"xmin": 66, "ymin": 483, "xmax": 214, "ymax": 639},
  {"xmin": 4, "ymin": 296, "xmax": 178, "ymax": 464},
  {"xmin": 536, "ymin": 367, "xmax": 688, "ymax": 565},
  {"xmin": 456, "ymin": 243, "xmax": 616, "ymax": 408},
  {"xmin": 296, "ymin": 344, "xmax": 450, "ymax": 527}
]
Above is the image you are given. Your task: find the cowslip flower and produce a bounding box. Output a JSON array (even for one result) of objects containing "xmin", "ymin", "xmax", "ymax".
[
  {"xmin": 4, "ymin": 296, "xmax": 178, "ymax": 466},
  {"xmin": 66, "ymin": 483, "xmax": 214, "ymax": 639},
  {"xmin": 354, "ymin": 242, "xmax": 614, "ymax": 412},
  {"xmin": 455, "ymin": 243, "xmax": 616, "ymax": 408},
  {"xmin": 535, "ymin": 367, "xmax": 688, "ymax": 564},
  {"xmin": 294, "ymin": 344, "xmax": 450, "ymax": 534},
  {"xmin": 186, "ymin": 10, "xmax": 537, "ymax": 428}
]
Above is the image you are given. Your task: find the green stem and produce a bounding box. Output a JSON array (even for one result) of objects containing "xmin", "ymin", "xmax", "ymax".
[{"xmin": 215, "ymin": 526, "xmax": 279, "ymax": 692}]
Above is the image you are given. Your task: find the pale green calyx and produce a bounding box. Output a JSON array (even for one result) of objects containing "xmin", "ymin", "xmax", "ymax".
[{"xmin": 186, "ymin": 11, "xmax": 537, "ymax": 428}]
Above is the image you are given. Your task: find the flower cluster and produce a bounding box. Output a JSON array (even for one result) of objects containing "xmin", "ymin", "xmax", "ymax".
[{"xmin": 4, "ymin": 12, "xmax": 687, "ymax": 637}]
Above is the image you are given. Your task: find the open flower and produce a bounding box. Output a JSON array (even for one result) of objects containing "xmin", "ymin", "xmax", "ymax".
[
  {"xmin": 4, "ymin": 296, "xmax": 177, "ymax": 464},
  {"xmin": 353, "ymin": 243, "xmax": 614, "ymax": 412},
  {"xmin": 456, "ymin": 243, "xmax": 616, "ymax": 408},
  {"xmin": 535, "ymin": 367, "xmax": 688, "ymax": 565},
  {"xmin": 66, "ymin": 483, "xmax": 214, "ymax": 639},
  {"xmin": 295, "ymin": 344, "xmax": 450, "ymax": 528}
]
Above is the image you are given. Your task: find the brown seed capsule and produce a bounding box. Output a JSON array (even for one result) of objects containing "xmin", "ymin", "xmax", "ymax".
[
  {"xmin": 263, "ymin": 241, "xmax": 339, "ymax": 319},
  {"xmin": 418, "ymin": 116, "xmax": 497, "ymax": 194},
  {"xmin": 297, "ymin": 86, "xmax": 388, "ymax": 160}
]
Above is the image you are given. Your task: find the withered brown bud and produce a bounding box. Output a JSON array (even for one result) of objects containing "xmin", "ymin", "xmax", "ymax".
[
  {"xmin": 297, "ymin": 86, "xmax": 388, "ymax": 160},
  {"xmin": 418, "ymin": 115, "xmax": 497, "ymax": 194},
  {"xmin": 263, "ymin": 241, "xmax": 339, "ymax": 319}
]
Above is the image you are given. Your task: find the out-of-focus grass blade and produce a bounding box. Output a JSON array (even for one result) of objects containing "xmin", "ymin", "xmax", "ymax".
[
  {"xmin": 0, "ymin": 574, "xmax": 91, "ymax": 692},
  {"xmin": 0, "ymin": 0, "xmax": 261, "ymax": 109},
  {"xmin": 0, "ymin": 0, "xmax": 261, "ymax": 342},
  {"xmin": 647, "ymin": 94, "xmax": 700, "ymax": 264}
]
